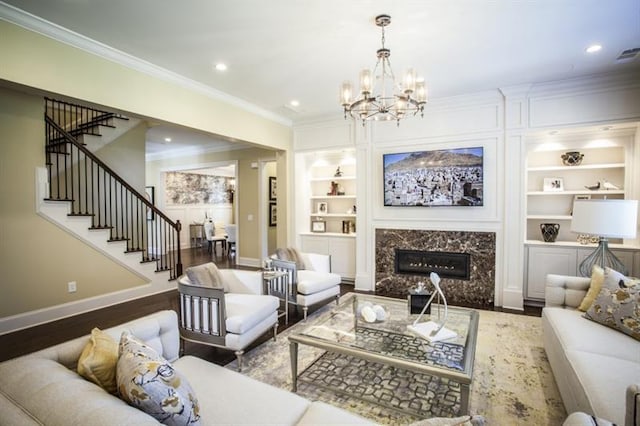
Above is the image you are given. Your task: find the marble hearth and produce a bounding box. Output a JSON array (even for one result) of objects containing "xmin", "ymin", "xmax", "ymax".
[{"xmin": 375, "ymin": 229, "xmax": 495, "ymax": 308}]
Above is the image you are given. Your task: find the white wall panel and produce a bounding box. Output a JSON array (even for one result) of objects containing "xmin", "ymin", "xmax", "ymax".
[
  {"xmin": 293, "ymin": 118, "xmax": 353, "ymax": 151},
  {"xmin": 373, "ymin": 96, "xmax": 503, "ymax": 143},
  {"xmin": 529, "ymin": 86, "xmax": 640, "ymax": 128}
]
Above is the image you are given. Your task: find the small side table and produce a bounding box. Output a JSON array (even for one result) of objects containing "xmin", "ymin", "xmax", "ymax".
[{"xmin": 262, "ymin": 270, "xmax": 291, "ymax": 324}]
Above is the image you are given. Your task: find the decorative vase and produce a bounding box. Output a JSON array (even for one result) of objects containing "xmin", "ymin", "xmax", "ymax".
[
  {"xmin": 561, "ymin": 151, "xmax": 584, "ymax": 166},
  {"xmin": 540, "ymin": 223, "xmax": 560, "ymax": 242}
]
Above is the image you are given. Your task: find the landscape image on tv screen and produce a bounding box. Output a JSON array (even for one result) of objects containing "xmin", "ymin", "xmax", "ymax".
[{"xmin": 383, "ymin": 147, "xmax": 483, "ymax": 207}]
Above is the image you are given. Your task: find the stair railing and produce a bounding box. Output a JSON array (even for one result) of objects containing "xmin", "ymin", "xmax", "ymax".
[{"xmin": 44, "ymin": 111, "xmax": 182, "ymax": 280}]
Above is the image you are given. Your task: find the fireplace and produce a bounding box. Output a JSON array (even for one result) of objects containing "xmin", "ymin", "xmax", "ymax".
[
  {"xmin": 395, "ymin": 249, "xmax": 471, "ymax": 280},
  {"xmin": 375, "ymin": 228, "xmax": 495, "ymax": 308}
]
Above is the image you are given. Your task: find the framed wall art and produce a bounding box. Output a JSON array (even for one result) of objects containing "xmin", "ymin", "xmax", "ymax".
[
  {"xmin": 269, "ymin": 176, "xmax": 277, "ymax": 201},
  {"xmin": 269, "ymin": 203, "xmax": 277, "ymax": 227}
]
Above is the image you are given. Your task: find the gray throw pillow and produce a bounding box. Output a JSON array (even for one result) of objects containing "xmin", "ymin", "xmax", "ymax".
[
  {"xmin": 185, "ymin": 263, "xmax": 225, "ymax": 290},
  {"xmin": 584, "ymin": 283, "xmax": 640, "ymax": 341},
  {"xmin": 275, "ymin": 247, "xmax": 305, "ymax": 270}
]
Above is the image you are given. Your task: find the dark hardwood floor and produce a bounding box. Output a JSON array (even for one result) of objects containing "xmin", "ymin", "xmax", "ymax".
[
  {"xmin": 0, "ymin": 245, "xmax": 540, "ymax": 363},
  {"xmin": 0, "ymin": 246, "xmax": 353, "ymax": 363}
]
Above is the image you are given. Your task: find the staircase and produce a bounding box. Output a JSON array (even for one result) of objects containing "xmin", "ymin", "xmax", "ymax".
[{"xmin": 40, "ymin": 98, "xmax": 182, "ymax": 281}]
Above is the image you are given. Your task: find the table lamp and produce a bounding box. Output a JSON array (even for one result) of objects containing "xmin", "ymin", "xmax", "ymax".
[{"xmin": 571, "ymin": 199, "xmax": 638, "ymax": 276}]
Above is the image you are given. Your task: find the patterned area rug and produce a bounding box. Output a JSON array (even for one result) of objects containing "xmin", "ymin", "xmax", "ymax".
[{"xmin": 225, "ymin": 296, "xmax": 566, "ymax": 425}]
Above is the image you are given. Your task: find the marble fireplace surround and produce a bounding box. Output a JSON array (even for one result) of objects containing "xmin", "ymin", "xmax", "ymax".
[{"xmin": 375, "ymin": 228, "xmax": 496, "ymax": 308}]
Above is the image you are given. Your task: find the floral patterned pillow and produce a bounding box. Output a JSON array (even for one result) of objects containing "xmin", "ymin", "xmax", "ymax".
[
  {"xmin": 117, "ymin": 332, "xmax": 201, "ymax": 425},
  {"xmin": 584, "ymin": 283, "xmax": 640, "ymax": 341}
]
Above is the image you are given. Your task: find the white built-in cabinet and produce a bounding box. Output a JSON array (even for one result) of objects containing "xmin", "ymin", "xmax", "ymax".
[
  {"xmin": 523, "ymin": 129, "xmax": 639, "ymax": 302},
  {"xmin": 525, "ymin": 244, "xmax": 637, "ymax": 300},
  {"xmin": 300, "ymin": 234, "xmax": 355, "ymax": 280}
]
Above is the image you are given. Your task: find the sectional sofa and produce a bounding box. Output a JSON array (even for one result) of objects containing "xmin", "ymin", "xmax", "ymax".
[
  {"xmin": 543, "ymin": 273, "xmax": 640, "ymax": 426},
  {"xmin": 0, "ymin": 310, "xmax": 374, "ymax": 425}
]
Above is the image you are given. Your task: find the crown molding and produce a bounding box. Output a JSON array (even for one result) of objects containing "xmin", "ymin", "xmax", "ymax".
[{"xmin": 0, "ymin": 2, "xmax": 292, "ymax": 127}]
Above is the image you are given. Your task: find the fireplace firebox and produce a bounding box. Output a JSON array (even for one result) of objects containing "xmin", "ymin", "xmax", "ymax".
[{"xmin": 395, "ymin": 249, "xmax": 471, "ymax": 280}]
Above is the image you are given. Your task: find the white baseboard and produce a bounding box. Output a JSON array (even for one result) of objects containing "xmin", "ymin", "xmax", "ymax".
[{"xmin": 0, "ymin": 281, "xmax": 176, "ymax": 335}]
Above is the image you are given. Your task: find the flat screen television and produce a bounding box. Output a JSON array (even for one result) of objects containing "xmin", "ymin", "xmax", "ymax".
[{"xmin": 383, "ymin": 147, "xmax": 483, "ymax": 207}]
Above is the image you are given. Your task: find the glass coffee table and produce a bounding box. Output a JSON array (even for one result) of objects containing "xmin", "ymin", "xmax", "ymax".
[{"xmin": 288, "ymin": 293, "xmax": 479, "ymax": 416}]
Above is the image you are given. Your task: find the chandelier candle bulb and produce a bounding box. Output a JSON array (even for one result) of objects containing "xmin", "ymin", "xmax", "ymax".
[
  {"xmin": 340, "ymin": 81, "xmax": 353, "ymax": 106},
  {"xmin": 404, "ymin": 68, "xmax": 417, "ymax": 93},
  {"xmin": 359, "ymin": 69, "xmax": 372, "ymax": 94},
  {"xmin": 416, "ymin": 81, "xmax": 427, "ymax": 103}
]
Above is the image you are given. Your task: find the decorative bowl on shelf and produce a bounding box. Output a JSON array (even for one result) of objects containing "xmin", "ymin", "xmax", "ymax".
[{"xmin": 561, "ymin": 151, "xmax": 584, "ymax": 166}]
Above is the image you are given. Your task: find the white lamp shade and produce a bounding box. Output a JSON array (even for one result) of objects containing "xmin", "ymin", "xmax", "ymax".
[{"xmin": 571, "ymin": 199, "xmax": 638, "ymax": 238}]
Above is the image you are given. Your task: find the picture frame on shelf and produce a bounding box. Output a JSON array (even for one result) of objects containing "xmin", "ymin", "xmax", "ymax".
[
  {"xmin": 269, "ymin": 176, "xmax": 277, "ymax": 201},
  {"xmin": 311, "ymin": 220, "xmax": 326, "ymax": 233},
  {"xmin": 317, "ymin": 201, "xmax": 328, "ymax": 214},
  {"xmin": 269, "ymin": 202, "xmax": 277, "ymax": 227},
  {"xmin": 543, "ymin": 177, "xmax": 564, "ymax": 192}
]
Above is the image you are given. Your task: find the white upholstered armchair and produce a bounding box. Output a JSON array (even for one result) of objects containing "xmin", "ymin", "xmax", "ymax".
[
  {"xmin": 177, "ymin": 263, "xmax": 279, "ymax": 371},
  {"xmin": 270, "ymin": 249, "xmax": 341, "ymax": 320}
]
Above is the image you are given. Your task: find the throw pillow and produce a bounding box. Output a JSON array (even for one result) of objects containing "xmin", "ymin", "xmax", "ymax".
[
  {"xmin": 185, "ymin": 262, "xmax": 225, "ymax": 290},
  {"xmin": 584, "ymin": 283, "xmax": 640, "ymax": 341},
  {"xmin": 77, "ymin": 328, "xmax": 119, "ymax": 394},
  {"xmin": 117, "ymin": 332, "xmax": 201, "ymax": 425},
  {"xmin": 275, "ymin": 247, "xmax": 305, "ymax": 269},
  {"xmin": 601, "ymin": 267, "xmax": 640, "ymax": 290},
  {"xmin": 578, "ymin": 265, "xmax": 605, "ymax": 311}
]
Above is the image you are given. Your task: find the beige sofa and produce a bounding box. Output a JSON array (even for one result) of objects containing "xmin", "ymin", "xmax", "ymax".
[
  {"xmin": 0, "ymin": 310, "xmax": 373, "ymax": 425},
  {"xmin": 542, "ymin": 274, "xmax": 640, "ymax": 426}
]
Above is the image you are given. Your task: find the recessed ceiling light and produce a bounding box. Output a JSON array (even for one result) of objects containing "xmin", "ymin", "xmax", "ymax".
[
  {"xmin": 164, "ymin": 137, "xmax": 172, "ymax": 143},
  {"xmin": 290, "ymin": 100, "xmax": 300, "ymax": 107},
  {"xmin": 586, "ymin": 44, "xmax": 602, "ymax": 54},
  {"xmin": 215, "ymin": 63, "xmax": 227, "ymax": 71}
]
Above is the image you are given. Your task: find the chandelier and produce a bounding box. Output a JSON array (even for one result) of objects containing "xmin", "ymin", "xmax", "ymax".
[{"xmin": 340, "ymin": 14, "xmax": 427, "ymax": 126}]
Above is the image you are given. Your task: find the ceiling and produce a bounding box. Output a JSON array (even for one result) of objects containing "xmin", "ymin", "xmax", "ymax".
[{"xmin": 3, "ymin": 0, "xmax": 640, "ymax": 148}]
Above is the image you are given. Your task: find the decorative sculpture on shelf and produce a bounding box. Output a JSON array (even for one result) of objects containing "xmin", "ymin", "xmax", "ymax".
[
  {"xmin": 407, "ymin": 272, "xmax": 457, "ymax": 343},
  {"xmin": 334, "ymin": 167, "xmax": 343, "ymax": 177},
  {"xmin": 327, "ymin": 181, "xmax": 339, "ymax": 196}
]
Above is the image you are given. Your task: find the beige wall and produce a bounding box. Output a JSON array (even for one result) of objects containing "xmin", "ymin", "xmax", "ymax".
[
  {"xmin": 146, "ymin": 148, "xmax": 284, "ymax": 262},
  {"xmin": 0, "ymin": 20, "xmax": 291, "ymax": 152},
  {"xmin": 0, "ymin": 86, "xmax": 147, "ymax": 318},
  {"xmin": 94, "ymin": 122, "xmax": 149, "ymax": 194}
]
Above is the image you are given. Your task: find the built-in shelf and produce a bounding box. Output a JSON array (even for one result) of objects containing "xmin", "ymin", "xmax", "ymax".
[
  {"xmin": 309, "ymin": 176, "xmax": 356, "ymax": 182},
  {"xmin": 527, "ymin": 163, "xmax": 624, "ymax": 172},
  {"xmin": 527, "ymin": 215, "xmax": 573, "ymax": 220},
  {"xmin": 527, "ymin": 190, "xmax": 625, "ymax": 196},
  {"xmin": 525, "ymin": 239, "xmax": 638, "ymax": 249},
  {"xmin": 300, "ymin": 231, "xmax": 356, "ymax": 238},
  {"xmin": 310, "ymin": 195, "xmax": 357, "ymax": 199},
  {"xmin": 311, "ymin": 213, "xmax": 356, "ymax": 218}
]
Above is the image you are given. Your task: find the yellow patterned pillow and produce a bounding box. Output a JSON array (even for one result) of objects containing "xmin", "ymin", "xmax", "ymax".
[
  {"xmin": 77, "ymin": 328, "xmax": 119, "ymax": 394},
  {"xmin": 117, "ymin": 332, "xmax": 201, "ymax": 425},
  {"xmin": 578, "ymin": 265, "xmax": 605, "ymax": 311}
]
